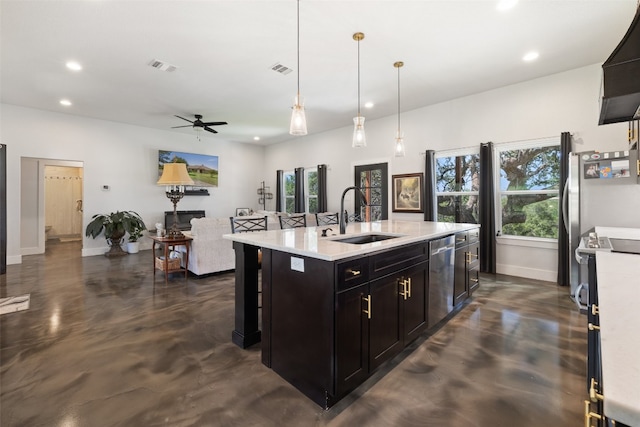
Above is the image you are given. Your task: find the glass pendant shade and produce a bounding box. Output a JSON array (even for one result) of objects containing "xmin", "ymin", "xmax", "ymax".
[
  {"xmin": 352, "ymin": 116, "xmax": 367, "ymax": 147},
  {"xmin": 394, "ymin": 131, "xmax": 405, "ymax": 157},
  {"xmin": 289, "ymin": 95, "xmax": 308, "ymax": 135}
]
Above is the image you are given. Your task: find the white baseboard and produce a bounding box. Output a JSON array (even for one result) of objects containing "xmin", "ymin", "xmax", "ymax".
[
  {"xmin": 497, "ymin": 263, "xmax": 557, "ymax": 283},
  {"xmin": 21, "ymin": 247, "xmax": 42, "ymax": 256},
  {"xmin": 7, "ymin": 255, "xmax": 22, "ymax": 265}
]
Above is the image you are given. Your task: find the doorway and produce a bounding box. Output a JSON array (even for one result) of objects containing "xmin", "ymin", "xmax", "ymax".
[
  {"xmin": 20, "ymin": 158, "xmax": 84, "ymax": 256},
  {"xmin": 44, "ymin": 165, "xmax": 83, "ymax": 243},
  {"xmin": 354, "ymin": 163, "xmax": 388, "ymax": 221}
]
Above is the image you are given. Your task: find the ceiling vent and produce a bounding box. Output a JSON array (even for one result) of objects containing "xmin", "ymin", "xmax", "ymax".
[
  {"xmin": 148, "ymin": 59, "xmax": 177, "ymax": 72},
  {"xmin": 271, "ymin": 63, "xmax": 293, "ymax": 75}
]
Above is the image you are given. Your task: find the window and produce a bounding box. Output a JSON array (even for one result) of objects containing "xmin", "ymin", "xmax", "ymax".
[
  {"xmin": 495, "ymin": 137, "xmax": 560, "ymax": 239},
  {"xmin": 283, "ymin": 171, "xmax": 295, "ymax": 214},
  {"xmin": 435, "ymin": 149, "xmax": 480, "ymax": 224},
  {"xmin": 305, "ymin": 168, "xmax": 318, "ymax": 213}
]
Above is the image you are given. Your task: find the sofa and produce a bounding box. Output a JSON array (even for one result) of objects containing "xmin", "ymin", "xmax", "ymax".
[
  {"xmin": 176, "ymin": 217, "xmax": 235, "ymax": 276},
  {"xmin": 175, "ymin": 211, "xmax": 336, "ymax": 276}
]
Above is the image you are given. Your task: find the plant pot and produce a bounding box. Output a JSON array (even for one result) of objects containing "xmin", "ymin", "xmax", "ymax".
[{"xmin": 127, "ymin": 241, "xmax": 140, "ymax": 254}]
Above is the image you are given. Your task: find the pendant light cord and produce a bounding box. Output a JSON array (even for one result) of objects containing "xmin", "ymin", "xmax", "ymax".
[
  {"xmin": 397, "ymin": 64, "xmax": 400, "ymax": 133},
  {"xmin": 296, "ymin": 0, "xmax": 300, "ymax": 98},
  {"xmin": 357, "ymin": 36, "xmax": 361, "ymax": 117}
]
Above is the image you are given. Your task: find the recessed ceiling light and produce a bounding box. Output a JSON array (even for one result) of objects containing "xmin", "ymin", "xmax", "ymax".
[
  {"xmin": 59, "ymin": 99, "xmax": 72, "ymax": 106},
  {"xmin": 364, "ymin": 102, "xmax": 374, "ymax": 109},
  {"xmin": 65, "ymin": 61, "xmax": 82, "ymax": 71},
  {"xmin": 523, "ymin": 51, "xmax": 539, "ymax": 62},
  {"xmin": 496, "ymin": 0, "xmax": 518, "ymax": 11},
  {"xmin": 254, "ymin": 136, "xmax": 260, "ymax": 141}
]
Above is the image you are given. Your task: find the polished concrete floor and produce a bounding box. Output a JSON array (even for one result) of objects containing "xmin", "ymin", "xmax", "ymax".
[{"xmin": 1, "ymin": 241, "xmax": 588, "ymax": 426}]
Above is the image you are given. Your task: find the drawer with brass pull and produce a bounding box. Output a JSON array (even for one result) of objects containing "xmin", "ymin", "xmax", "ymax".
[{"xmin": 336, "ymin": 257, "xmax": 369, "ymax": 291}]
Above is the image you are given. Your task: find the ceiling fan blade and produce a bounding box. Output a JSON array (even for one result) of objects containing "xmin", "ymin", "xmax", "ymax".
[
  {"xmin": 174, "ymin": 115, "xmax": 194, "ymax": 124},
  {"xmin": 204, "ymin": 127, "xmax": 218, "ymax": 134},
  {"xmin": 201, "ymin": 121, "xmax": 228, "ymax": 126},
  {"xmin": 171, "ymin": 125, "xmax": 193, "ymax": 129}
]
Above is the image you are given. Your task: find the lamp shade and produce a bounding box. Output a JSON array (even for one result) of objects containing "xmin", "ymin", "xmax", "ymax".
[{"xmin": 157, "ymin": 163, "xmax": 194, "ymax": 186}]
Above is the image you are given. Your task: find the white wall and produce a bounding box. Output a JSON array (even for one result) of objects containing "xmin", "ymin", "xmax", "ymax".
[
  {"xmin": 1, "ymin": 105, "xmax": 266, "ymax": 262},
  {"xmin": 264, "ymin": 63, "xmax": 634, "ymax": 281}
]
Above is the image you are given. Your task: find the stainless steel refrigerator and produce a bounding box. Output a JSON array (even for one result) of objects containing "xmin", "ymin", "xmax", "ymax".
[{"xmin": 564, "ymin": 149, "xmax": 640, "ymax": 301}]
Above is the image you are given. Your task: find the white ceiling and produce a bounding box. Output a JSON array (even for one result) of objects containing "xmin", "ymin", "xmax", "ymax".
[{"xmin": 1, "ymin": 0, "xmax": 637, "ymax": 145}]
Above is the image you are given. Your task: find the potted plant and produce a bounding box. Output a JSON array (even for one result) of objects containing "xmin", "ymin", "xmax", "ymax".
[
  {"xmin": 126, "ymin": 225, "xmax": 145, "ymax": 254},
  {"xmin": 85, "ymin": 211, "xmax": 146, "ymax": 257}
]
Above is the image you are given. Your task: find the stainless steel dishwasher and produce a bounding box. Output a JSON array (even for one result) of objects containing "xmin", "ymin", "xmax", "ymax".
[{"xmin": 428, "ymin": 235, "xmax": 456, "ymax": 327}]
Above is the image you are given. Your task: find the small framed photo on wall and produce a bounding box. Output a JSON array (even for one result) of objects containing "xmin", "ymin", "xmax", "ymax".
[{"xmin": 392, "ymin": 173, "xmax": 424, "ymax": 213}]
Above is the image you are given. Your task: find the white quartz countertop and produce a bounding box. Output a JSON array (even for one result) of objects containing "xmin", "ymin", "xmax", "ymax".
[
  {"xmin": 223, "ymin": 220, "xmax": 478, "ymax": 261},
  {"xmin": 596, "ymin": 248, "xmax": 640, "ymax": 426}
]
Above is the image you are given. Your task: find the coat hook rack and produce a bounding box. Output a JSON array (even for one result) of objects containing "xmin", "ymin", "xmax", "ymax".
[{"xmin": 257, "ymin": 181, "xmax": 273, "ymax": 210}]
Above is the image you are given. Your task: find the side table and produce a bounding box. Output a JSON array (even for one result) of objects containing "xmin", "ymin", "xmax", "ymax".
[{"xmin": 150, "ymin": 235, "xmax": 193, "ymax": 283}]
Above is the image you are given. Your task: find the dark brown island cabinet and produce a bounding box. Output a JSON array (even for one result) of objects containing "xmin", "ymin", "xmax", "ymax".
[
  {"xmin": 260, "ymin": 228, "xmax": 480, "ymax": 408},
  {"xmin": 454, "ymin": 228, "xmax": 480, "ymax": 307}
]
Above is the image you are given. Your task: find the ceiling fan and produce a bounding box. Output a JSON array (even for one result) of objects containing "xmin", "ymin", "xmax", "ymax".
[{"xmin": 172, "ymin": 114, "xmax": 227, "ymax": 134}]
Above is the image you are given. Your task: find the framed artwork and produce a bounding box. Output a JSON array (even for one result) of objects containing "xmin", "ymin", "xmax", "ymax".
[
  {"xmin": 392, "ymin": 173, "xmax": 424, "ymax": 213},
  {"xmin": 235, "ymin": 208, "xmax": 251, "ymax": 217},
  {"xmin": 158, "ymin": 150, "xmax": 219, "ymax": 187}
]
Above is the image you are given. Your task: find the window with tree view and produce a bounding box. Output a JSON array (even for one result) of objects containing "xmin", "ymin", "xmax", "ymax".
[
  {"xmin": 283, "ymin": 171, "xmax": 295, "ymax": 214},
  {"xmin": 305, "ymin": 168, "xmax": 318, "ymax": 213},
  {"xmin": 496, "ymin": 138, "xmax": 560, "ymax": 239},
  {"xmin": 435, "ymin": 150, "xmax": 480, "ymax": 224}
]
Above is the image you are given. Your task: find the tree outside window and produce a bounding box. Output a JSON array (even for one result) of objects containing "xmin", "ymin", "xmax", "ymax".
[
  {"xmin": 306, "ymin": 169, "xmax": 318, "ymax": 213},
  {"xmin": 284, "ymin": 171, "xmax": 295, "ymax": 214},
  {"xmin": 436, "ymin": 151, "xmax": 480, "ymax": 224},
  {"xmin": 435, "ymin": 138, "xmax": 560, "ymax": 240},
  {"xmin": 497, "ymin": 140, "xmax": 560, "ymax": 239}
]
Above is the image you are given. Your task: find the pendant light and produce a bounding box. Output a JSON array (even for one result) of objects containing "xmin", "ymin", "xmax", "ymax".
[
  {"xmin": 394, "ymin": 61, "xmax": 406, "ymax": 157},
  {"xmin": 289, "ymin": 0, "xmax": 307, "ymax": 136},
  {"xmin": 352, "ymin": 32, "xmax": 366, "ymax": 147}
]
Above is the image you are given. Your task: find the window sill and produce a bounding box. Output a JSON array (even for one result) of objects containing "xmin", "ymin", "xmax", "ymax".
[{"xmin": 497, "ymin": 235, "xmax": 557, "ymax": 250}]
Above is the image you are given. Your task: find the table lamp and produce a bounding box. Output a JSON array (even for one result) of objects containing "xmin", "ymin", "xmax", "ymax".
[{"xmin": 157, "ymin": 163, "xmax": 194, "ymax": 238}]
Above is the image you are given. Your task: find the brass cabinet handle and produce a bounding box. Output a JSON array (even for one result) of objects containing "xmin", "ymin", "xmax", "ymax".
[
  {"xmin": 470, "ymin": 277, "xmax": 479, "ymax": 283},
  {"xmin": 347, "ymin": 269, "xmax": 361, "ymax": 276},
  {"xmin": 456, "ymin": 237, "xmax": 466, "ymax": 242},
  {"xmin": 363, "ymin": 295, "xmax": 371, "ymax": 319},
  {"xmin": 589, "ymin": 378, "xmax": 604, "ymax": 402},
  {"xmin": 398, "ymin": 278, "xmax": 411, "ymax": 300},
  {"xmin": 399, "ymin": 278, "xmax": 408, "ymax": 300},
  {"xmin": 584, "ymin": 400, "xmax": 603, "ymax": 427},
  {"xmin": 588, "ymin": 323, "xmax": 600, "ymax": 331},
  {"xmin": 466, "ymin": 252, "xmax": 478, "ymax": 263}
]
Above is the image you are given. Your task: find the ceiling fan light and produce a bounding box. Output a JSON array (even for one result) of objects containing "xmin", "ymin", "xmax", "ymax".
[
  {"xmin": 352, "ymin": 116, "xmax": 366, "ymax": 147},
  {"xmin": 290, "ymin": 95, "xmax": 308, "ymax": 136}
]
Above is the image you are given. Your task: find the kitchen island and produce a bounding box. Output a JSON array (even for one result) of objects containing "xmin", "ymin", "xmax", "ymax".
[
  {"xmin": 224, "ymin": 220, "xmax": 479, "ymax": 408},
  {"xmin": 583, "ymin": 226, "xmax": 640, "ymax": 427}
]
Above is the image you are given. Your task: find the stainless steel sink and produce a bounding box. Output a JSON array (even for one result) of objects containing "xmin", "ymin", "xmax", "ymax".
[{"xmin": 331, "ymin": 234, "xmax": 401, "ymax": 245}]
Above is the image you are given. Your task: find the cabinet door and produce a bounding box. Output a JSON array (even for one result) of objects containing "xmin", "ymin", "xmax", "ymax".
[
  {"xmin": 467, "ymin": 242, "xmax": 480, "ymax": 295},
  {"xmin": 336, "ymin": 285, "xmax": 369, "ymax": 397},
  {"xmin": 454, "ymin": 246, "xmax": 468, "ymax": 307},
  {"xmin": 369, "ymin": 275, "xmax": 403, "ymax": 371},
  {"xmin": 401, "ymin": 262, "xmax": 429, "ymax": 345}
]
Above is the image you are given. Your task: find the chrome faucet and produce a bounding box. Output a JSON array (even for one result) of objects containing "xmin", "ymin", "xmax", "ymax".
[{"xmin": 340, "ymin": 186, "xmax": 367, "ymax": 234}]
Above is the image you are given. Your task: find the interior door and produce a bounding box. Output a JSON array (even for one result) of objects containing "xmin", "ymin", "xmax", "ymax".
[{"xmin": 354, "ymin": 163, "xmax": 388, "ymax": 221}]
